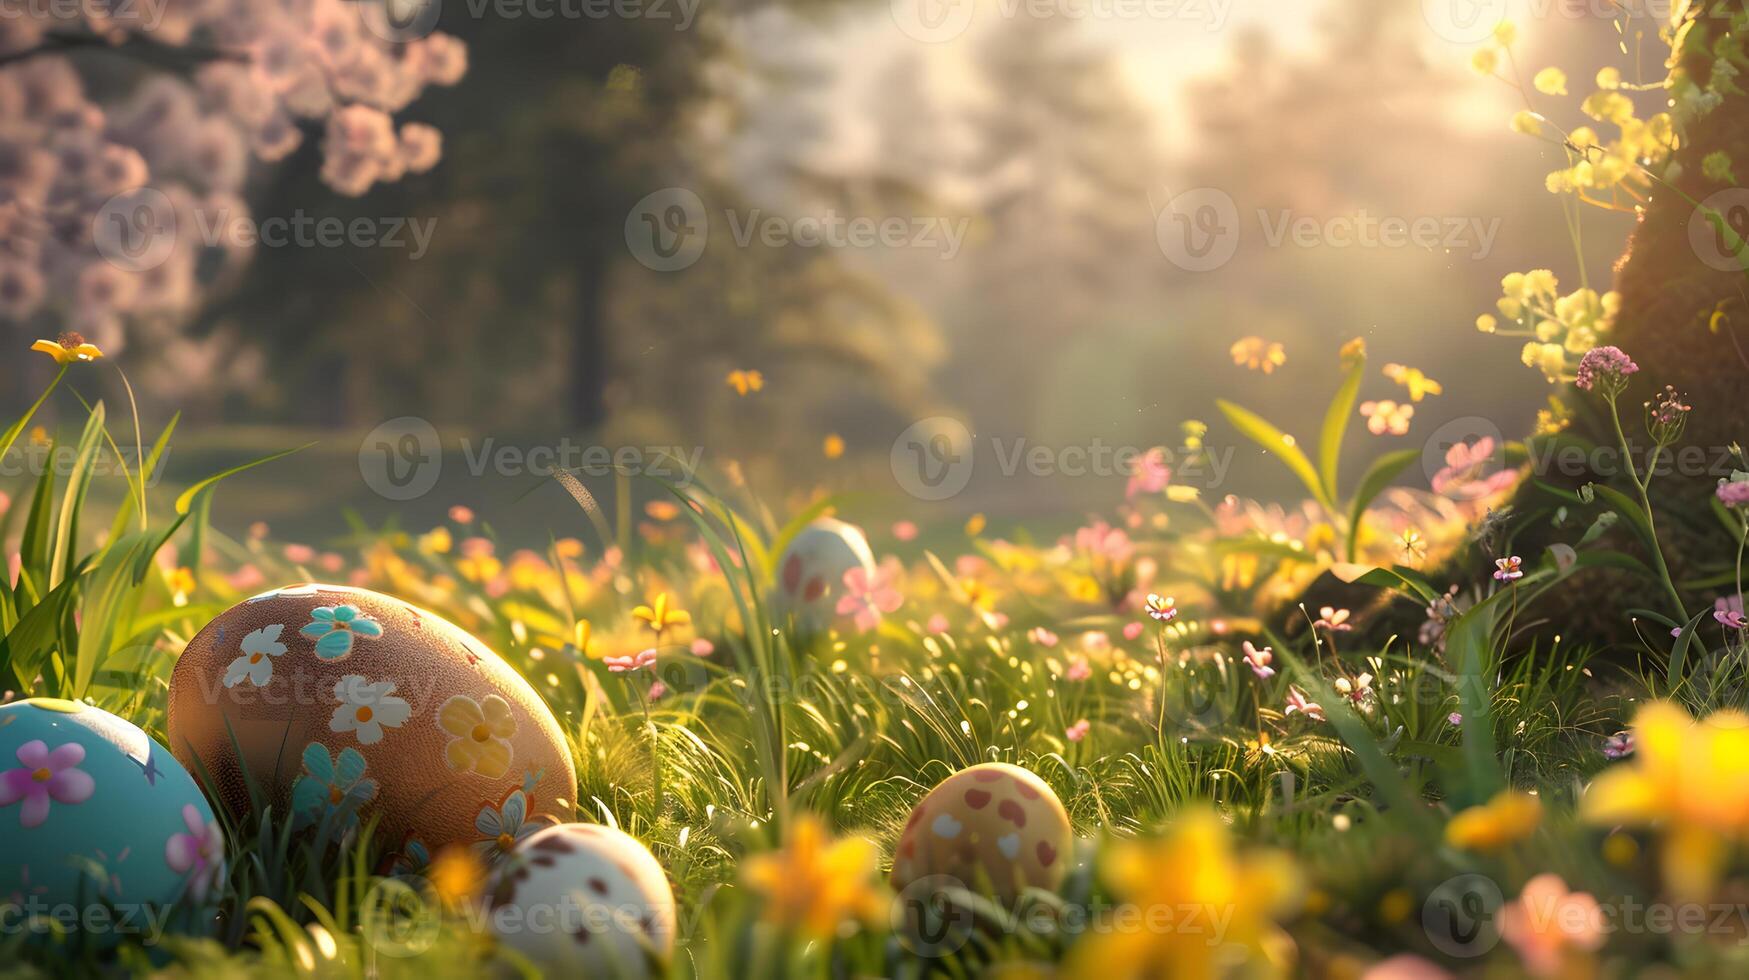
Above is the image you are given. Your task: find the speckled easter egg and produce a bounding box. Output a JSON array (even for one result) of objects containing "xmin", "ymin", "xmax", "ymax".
[
  {"xmin": 486, "ymin": 823, "xmax": 676, "ymax": 976},
  {"xmin": 0, "ymin": 699, "xmax": 224, "ymax": 920},
  {"xmin": 891, "ymin": 763, "xmax": 1072, "ymax": 902},
  {"xmin": 166, "ymin": 584, "xmax": 576, "ymax": 867},
  {"xmin": 773, "ymin": 517, "xmax": 876, "ymax": 632}
]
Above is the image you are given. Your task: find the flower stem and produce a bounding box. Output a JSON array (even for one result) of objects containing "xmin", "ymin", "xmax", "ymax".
[{"xmin": 1606, "ymin": 394, "xmax": 1687, "ymax": 622}]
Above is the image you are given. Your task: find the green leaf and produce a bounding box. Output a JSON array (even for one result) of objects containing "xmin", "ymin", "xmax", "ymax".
[
  {"xmin": 1216, "ymin": 399, "xmax": 1331, "ymax": 511},
  {"xmin": 1319, "ymin": 355, "xmax": 1366, "ymax": 503},
  {"xmin": 1330, "ymin": 562, "xmax": 1439, "ymax": 605},
  {"xmin": 1343, "ymin": 448, "xmax": 1422, "ymax": 561},
  {"xmin": 0, "ymin": 365, "xmax": 66, "ymax": 463}
]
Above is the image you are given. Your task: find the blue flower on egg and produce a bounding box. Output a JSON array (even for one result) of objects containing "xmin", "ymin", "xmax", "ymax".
[
  {"xmin": 472, "ymin": 789, "xmax": 538, "ymax": 867},
  {"xmin": 291, "ymin": 744, "xmax": 378, "ymax": 831},
  {"xmin": 300, "ymin": 605, "xmax": 384, "ymax": 660},
  {"xmin": 390, "ymin": 837, "xmax": 432, "ymax": 878}
]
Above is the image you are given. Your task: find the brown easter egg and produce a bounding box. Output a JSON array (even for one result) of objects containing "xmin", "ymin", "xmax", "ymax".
[{"xmin": 167, "ymin": 584, "xmax": 575, "ymax": 867}]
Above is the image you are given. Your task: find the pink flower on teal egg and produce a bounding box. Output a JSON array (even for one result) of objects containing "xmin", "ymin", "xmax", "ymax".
[
  {"xmin": 165, "ymin": 804, "xmax": 225, "ymax": 903},
  {"xmin": 0, "ymin": 740, "xmax": 95, "ymax": 828}
]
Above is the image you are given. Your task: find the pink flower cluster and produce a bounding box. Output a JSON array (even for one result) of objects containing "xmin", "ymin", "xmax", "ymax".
[{"xmin": 1573, "ymin": 345, "xmax": 1637, "ymax": 393}]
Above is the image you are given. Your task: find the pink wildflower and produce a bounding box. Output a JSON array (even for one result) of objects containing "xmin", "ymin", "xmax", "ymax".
[
  {"xmin": 1574, "ymin": 345, "xmax": 1637, "ymax": 394},
  {"xmin": 836, "ymin": 562, "xmax": 903, "ymax": 633},
  {"xmin": 604, "ymin": 648, "xmax": 658, "ymax": 673},
  {"xmin": 1065, "ymin": 719, "xmax": 1090, "ymax": 742}
]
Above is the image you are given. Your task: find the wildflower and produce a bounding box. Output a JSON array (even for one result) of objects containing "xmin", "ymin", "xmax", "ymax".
[
  {"xmin": 740, "ymin": 815, "xmax": 885, "ymax": 938},
  {"xmin": 449, "ymin": 505, "xmax": 475, "ymax": 524},
  {"xmin": 1475, "ymin": 313, "xmax": 1498, "ymax": 333},
  {"xmin": 1242, "ymin": 641, "xmax": 1275, "ymax": 680},
  {"xmin": 1230, "ymin": 336, "xmax": 1286, "ymax": 373},
  {"xmin": 1493, "ymin": 556, "xmax": 1524, "ymax": 582},
  {"xmin": 1066, "ymin": 719, "xmax": 1090, "ymax": 742},
  {"xmin": 1314, "ymin": 607, "xmax": 1352, "ymax": 632},
  {"xmin": 836, "ymin": 563, "xmax": 902, "ymax": 632},
  {"xmin": 1399, "ymin": 527, "xmax": 1428, "ymax": 564},
  {"xmin": 1448, "ymin": 712, "xmax": 1463, "ymax": 726},
  {"xmin": 1082, "ymin": 631, "xmax": 1111, "ymax": 653},
  {"xmin": 1715, "ymin": 606, "xmax": 1748, "ymax": 630},
  {"xmin": 438, "ymin": 694, "xmax": 517, "ymax": 778},
  {"xmin": 1029, "ymin": 627, "xmax": 1059, "ymax": 647},
  {"xmin": 1718, "ymin": 475, "xmax": 1749, "ymax": 508},
  {"xmin": 1602, "ymin": 731, "xmax": 1634, "ymax": 760},
  {"xmin": 1445, "ymin": 790, "xmax": 1542, "ymax": 851},
  {"xmin": 1284, "ymin": 687, "xmax": 1324, "ymax": 721},
  {"xmin": 690, "ymin": 637, "xmax": 714, "ymax": 656},
  {"xmin": 604, "ymin": 648, "xmax": 658, "ymax": 673},
  {"xmin": 645, "ymin": 500, "xmax": 680, "ymax": 521},
  {"xmin": 427, "ymin": 848, "xmax": 487, "ymax": 907},
  {"xmin": 1065, "ymin": 658, "xmax": 1093, "ymax": 682},
  {"xmin": 1074, "ymin": 520, "xmax": 1132, "ymax": 564},
  {"xmin": 632, "ymin": 593, "xmax": 691, "ymax": 634},
  {"xmin": 926, "ymin": 613, "xmax": 949, "ymax": 634},
  {"xmin": 1532, "ymin": 67, "xmax": 1568, "ymax": 96},
  {"xmin": 1126, "ymin": 447, "xmax": 1172, "ymax": 499},
  {"xmin": 1122, "ymin": 621, "xmax": 1144, "ymax": 641},
  {"xmin": 892, "ymin": 520, "xmax": 919, "ymax": 541},
  {"xmin": 1359, "ymin": 400, "xmax": 1413, "ymax": 436},
  {"xmin": 648, "ymin": 680, "xmax": 668, "ymax": 700},
  {"xmin": 725, "ymin": 368, "xmax": 764, "ymax": 395},
  {"xmin": 822, "ymin": 434, "xmax": 845, "ymax": 459},
  {"xmin": 30, "ymin": 332, "xmax": 103, "ymax": 365},
  {"xmin": 1145, "ymin": 593, "xmax": 1178, "ymax": 622},
  {"xmin": 1645, "ymin": 385, "xmax": 1691, "ymax": 444},
  {"xmin": 419, "ymin": 526, "xmax": 453, "ymax": 554},
  {"xmin": 1500, "ymin": 874, "xmax": 1604, "ymax": 978},
  {"xmin": 965, "ymin": 513, "xmax": 986, "ymax": 536},
  {"xmin": 1573, "ymin": 345, "xmax": 1637, "ymax": 395},
  {"xmin": 1066, "ymin": 809, "xmax": 1300, "ymax": 978},
  {"xmin": 1335, "ymin": 673, "xmax": 1373, "ymax": 706},
  {"xmin": 1521, "ymin": 342, "xmax": 1567, "ymax": 383},
  {"xmin": 1382, "ymin": 363, "xmax": 1443, "ymax": 402},
  {"xmin": 1340, "ymin": 337, "xmax": 1367, "ymax": 367}
]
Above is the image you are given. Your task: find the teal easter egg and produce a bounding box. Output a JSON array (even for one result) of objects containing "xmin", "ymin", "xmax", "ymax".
[{"xmin": 0, "ymin": 698, "xmax": 223, "ymax": 938}]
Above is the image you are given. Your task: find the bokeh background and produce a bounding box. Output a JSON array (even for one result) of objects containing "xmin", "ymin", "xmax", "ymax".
[{"xmin": 2, "ymin": 0, "xmax": 1642, "ymax": 543}]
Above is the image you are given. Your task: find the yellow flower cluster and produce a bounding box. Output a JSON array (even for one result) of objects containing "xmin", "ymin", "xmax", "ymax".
[{"xmin": 1475, "ymin": 270, "xmax": 1620, "ymax": 383}]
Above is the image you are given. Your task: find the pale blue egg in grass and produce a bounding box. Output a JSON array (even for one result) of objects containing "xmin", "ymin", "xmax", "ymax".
[{"xmin": 0, "ymin": 698, "xmax": 225, "ymax": 947}]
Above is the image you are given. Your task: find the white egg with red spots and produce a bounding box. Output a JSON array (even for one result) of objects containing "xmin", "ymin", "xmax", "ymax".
[
  {"xmin": 487, "ymin": 823, "xmax": 676, "ymax": 976},
  {"xmin": 773, "ymin": 518, "xmax": 876, "ymax": 633},
  {"xmin": 892, "ymin": 763, "xmax": 1073, "ymax": 902}
]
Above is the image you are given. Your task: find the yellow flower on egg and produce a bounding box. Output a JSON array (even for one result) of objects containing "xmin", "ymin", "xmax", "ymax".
[
  {"xmin": 438, "ymin": 693, "xmax": 517, "ymax": 778},
  {"xmin": 741, "ymin": 815, "xmax": 886, "ymax": 938}
]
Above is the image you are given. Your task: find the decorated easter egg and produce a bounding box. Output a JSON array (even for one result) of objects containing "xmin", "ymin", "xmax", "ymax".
[
  {"xmin": 891, "ymin": 763, "xmax": 1072, "ymax": 902},
  {"xmin": 0, "ymin": 698, "xmax": 224, "ymax": 930},
  {"xmin": 166, "ymin": 584, "xmax": 576, "ymax": 867},
  {"xmin": 486, "ymin": 823, "xmax": 677, "ymax": 976},
  {"xmin": 773, "ymin": 517, "xmax": 876, "ymax": 632}
]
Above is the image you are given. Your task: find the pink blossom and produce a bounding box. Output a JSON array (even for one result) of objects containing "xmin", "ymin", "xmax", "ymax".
[
  {"xmin": 283, "ymin": 543, "xmax": 316, "ymax": 564},
  {"xmin": 1716, "ymin": 594, "xmax": 1746, "ymax": 629},
  {"xmin": 0, "ymin": 740, "xmax": 95, "ymax": 828},
  {"xmin": 1283, "ymin": 687, "xmax": 1325, "ymax": 722},
  {"xmin": 1122, "ymin": 621, "xmax": 1144, "ymax": 641},
  {"xmin": 1242, "ymin": 641, "xmax": 1275, "ymax": 680},
  {"xmin": 1314, "ymin": 606, "xmax": 1352, "ymax": 632},
  {"xmin": 836, "ymin": 562, "xmax": 903, "ymax": 633},
  {"xmin": 604, "ymin": 648, "xmax": 658, "ymax": 673},
  {"xmin": 1028, "ymin": 627, "xmax": 1059, "ymax": 647},
  {"xmin": 1432, "ymin": 437, "xmax": 1519, "ymax": 500},
  {"xmin": 1065, "ymin": 658, "xmax": 1093, "ymax": 682},
  {"xmin": 1145, "ymin": 593, "xmax": 1178, "ymax": 622},
  {"xmin": 1574, "ymin": 345, "xmax": 1637, "ymax": 393},
  {"xmin": 690, "ymin": 638, "xmax": 714, "ymax": 657},
  {"xmin": 1718, "ymin": 479, "xmax": 1749, "ymax": 508},
  {"xmin": 1500, "ymin": 874, "xmax": 1605, "ymax": 977},
  {"xmin": 926, "ymin": 613, "xmax": 950, "ymax": 634},
  {"xmin": 449, "ymin": 505, "xmax": 476, "ymax": 524},
  {"xmin": 1081, "ymin": 631, "xmax": 1111, "ymax": 653},
  {"xmin": 1493, "ymin": 556, "xmax": 1524, "ymax": 582},
  {"xmin": 891, "ymin": 521, "xmax": 919, "ymax": 541},
  {"xmin": 1362, "ymin": 955, "xmax": 1455, "ymax": 980},
  {"xmin": 164, "ymin": 804, "xmax": 224, "ymax": 903},
  {"xmin": 1447, "ymin": 712, "xmax": 1463, "ymax": 726},
  {"xmin": 1125, "ymin": 447, "xmax": 1171, "ymax": 499},
  {"xmin": 1602, "ymin": 731, "xmax": 1634, "ymax": 760},
  {"xmin": 648, "ymin": 681, "xmax": 668, "ymax": 701},
  {"xmin": 1071, "ymin": 521, "xmax": 1133, "ymax": 564},
  {"xmin": 986, "ymin": 611, "xmax": 1010, "ymax": 630},
  {"xmin": 1065, "ymin": 719, "xmax": 1090, "ymax": 742}
]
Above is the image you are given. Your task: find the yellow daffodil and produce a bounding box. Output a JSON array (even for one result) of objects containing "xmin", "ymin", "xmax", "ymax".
[
  {"xmin": 632, "ymin": 592, "xmax": 691, "ymax": 633},
  {"xmin": 32, "ymin": 333, "xmax": 103, "ymax": 365},
  {"xmin": 725, "ymin": 368, "xmax": 764, "ymax": 395},
  {"xmin": 1445, "ymin": 790, "xmax": 1542, "ymax": 851},
  {"xmin": 1583, "ymin": 701, "xmax": 1749, "ymax": 898},
  {"xmin": 740, "ymin": 815, "xmax": 886, "ymax": 938},
  {"xmin": 1066, "ymin": 809, "xmax": 1302, "ymax": 979}
]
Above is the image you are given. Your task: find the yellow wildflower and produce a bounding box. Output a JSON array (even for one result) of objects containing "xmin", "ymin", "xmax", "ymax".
[
  {"xmin": 823, "ymin": 433, "xmax": 845, "ymax": 459},
  {"xmin": 1471, "ymin": 48, "xmax": 1499, "ymax": 75},
  {"xmin": 632, "ymin": 592, "xmax": 691, "ymax": 633},
  {"xmin": 1475, "ymin": 314, "xmax": 1498, "ymax": 333},
  {"xmin": 1445, "ymin": 790, "xmax": 1542, "ymax": 851},
  {"xmin": 419, "ymin": 526, "xmax": 453, "ymax": 555},
  {"xmin": 1338, "ymin": 337, "xmax": 1366, "ymax": 368},
  {"xmin": 1533, "ymin": 67, "xmax": 1568, "ymax": 95},
  {"xmin": 965, "ymin": 513, "xmax": 986, "ymax": 536},
  {"xmin": 1065, "ymin": 809, "xmax": 1301, "ymax": 979},
  {"xmin": 427, "ymin": 847, "xmax": 487, "ymax": 907},
  {"xmin": 740, "ymin": 815, "xmax": 885, "ymax": 938},
  {"xmin": 31, "ymin": 333, "xmax": 104, "ymax": 365},
  {"xmin": 1583, "ymin": 701, "xmax": 1749, "ymax": 898},
  {"xmin": 1510, "ymin": 111, "xmax": 1544, "ymax": 137},
  {"xmin": 1493, "ymin": 21, "xmax": 1516, "ymax": 45},
  {"xmin": 725, "ymin": 369, "xmax": 764, "ymax": 395},
  {"xmin": 1230, "ymin": 336, "xmax": 1286, "ymax": 373},
  {"xmin": 1381, "ymin": 363, "xmax": 1443, "ymax": 402}
]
